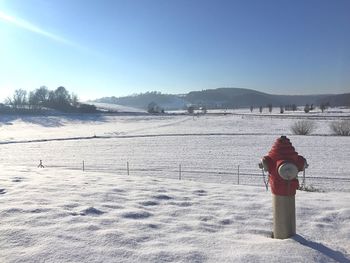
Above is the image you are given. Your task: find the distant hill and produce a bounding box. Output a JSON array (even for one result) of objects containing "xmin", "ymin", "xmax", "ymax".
[
  {"xmin": 315, "ymin": 93, "xmax": 350, "ymax": 107},
  {"xmin": 94, "ymin": 91, "xmax": 187, "ymax": 110},
  {"xmin": 94, "ymin": 88, "xmax": 350, "ymax": 110}
]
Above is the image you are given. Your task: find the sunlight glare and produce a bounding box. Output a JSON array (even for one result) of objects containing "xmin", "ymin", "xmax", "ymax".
[{"xmin": 0, "ymin": 10, "xmax": 77, "ymax": 47}]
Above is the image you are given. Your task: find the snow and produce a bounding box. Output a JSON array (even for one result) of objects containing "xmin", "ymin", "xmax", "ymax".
[
  {"xmin": 0, "ymin": 166, "xmax": 349, "ymax": 262},
  {"xmin": 1, "ymin": 111, "xmax": 350, "ymax": 262},
  {"xmin": 90, "ymin": 102, "xmax": 147, "ymax": 113},
  {"xmin": 1, "ymin": 113, "xmax": 349, "ymax": 191}
]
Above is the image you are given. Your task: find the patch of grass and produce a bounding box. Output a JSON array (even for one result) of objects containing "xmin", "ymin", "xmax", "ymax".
[{"xmin": 298, "ymin": 185, "xmax": 323, "ymax": 192}]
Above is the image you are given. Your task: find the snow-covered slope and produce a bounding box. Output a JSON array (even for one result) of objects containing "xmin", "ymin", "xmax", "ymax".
[
  {"xmin": 0, "ymin": 166, "xmax": 349, "ymax": 262},
  {"xmin": 90, "ymin": 102, "xmax": 147, "ymax": 113}
]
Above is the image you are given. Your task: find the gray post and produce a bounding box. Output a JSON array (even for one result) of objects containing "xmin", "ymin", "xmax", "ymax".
[
  {"xmin": 237, "ymin": 165, "xmax": 240, "ymax": 185},
  {"xmin": 273, "ymin": 195, "xmax": 296, "ymax": 239},
  {"xmin": 179, "ymin": 164, "xmax": 182, "ymax": 180},
  {"xmin": 127, "ymin": 161, "xmax": 130, "ymax": 175},
  {"xmin": 83, "ymin": 160, "xmax": 85, "ymax": 171}
]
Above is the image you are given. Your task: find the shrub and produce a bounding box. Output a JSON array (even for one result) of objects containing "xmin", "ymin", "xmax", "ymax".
[
  {"xmin": 298, "ymin": 185, "xmax": 323, "ymax": 192},
  {"xmin": 187, "ymin": 105, "xmax": 195, "ymax": 114},
  {"xmin": 78, "ymin": 103, "xmax": 97, "ymax": 113},
  {"xmin": 290, "ymin": 120, "xmax": 316, "ymax": 135},
  {"xmin": 330, "ymin": 120, "xmax": 350, "ymax": 136}
]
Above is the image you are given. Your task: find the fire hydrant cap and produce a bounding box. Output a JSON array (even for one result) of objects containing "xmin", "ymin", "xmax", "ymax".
[
  {"xmin": 268, "ymin": 136, "xmax": 299, "ymax": 161},
  {"xmin": 278, "ymin": 162, "xmax": 299, "ymax": 180}
]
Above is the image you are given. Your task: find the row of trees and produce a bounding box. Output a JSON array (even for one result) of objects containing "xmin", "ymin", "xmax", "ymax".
[
  {"xmin": 4, "ymin": 86, "xmax": 96, "ymax": 113},
  {"xmin": 250, "ymin": 103, "xmax": 329, "ymax": 114},
  {"xmin": 147, "ymin": 102, "xmax": 208, "ymax": 115}
]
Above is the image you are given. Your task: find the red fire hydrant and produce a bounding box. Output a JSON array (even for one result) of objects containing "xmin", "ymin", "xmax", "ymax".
[{"xmin": 260, "ymin": 136, "xmax": 307, "ymax": 239}]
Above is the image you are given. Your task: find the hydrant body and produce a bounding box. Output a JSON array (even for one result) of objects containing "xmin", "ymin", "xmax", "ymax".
[{"xmin": 260, "ymin": 136, "xmax": 307, "ymax": 239}]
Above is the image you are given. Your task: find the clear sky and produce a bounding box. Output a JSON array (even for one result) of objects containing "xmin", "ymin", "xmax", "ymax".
[{"xmin": 0, "ymin": 0, "xmax": 349, "ymax": 101}]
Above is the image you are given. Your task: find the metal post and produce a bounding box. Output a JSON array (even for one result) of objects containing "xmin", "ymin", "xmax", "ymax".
[
  {"xmin": 237, "ymin": 165, "xmax": 240, "ymax": 185},
  {"xmin": 83, "ymin": 160, "xmax": 85, "ymax": 171},
  {"xmin": 179, "ymin": 164, "xmax": 182, "ymax": 180},
  {"xmin": 127, "ymin": 161, "xmax": 129, "ymax": 175}
]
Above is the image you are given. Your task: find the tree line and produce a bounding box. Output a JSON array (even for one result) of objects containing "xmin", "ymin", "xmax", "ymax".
[
  {"xmin": 249, "ymin": 102, "xmax": 330, "ymax": 114},
  {"xmin": 2, "ymin": 86, "xmax": 96, "ymax": 113}
]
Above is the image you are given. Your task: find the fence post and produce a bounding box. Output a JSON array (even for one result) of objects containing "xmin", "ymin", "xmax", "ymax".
[
  {"xmin": 302, "ymin": 169, "xmax": 306, "ymax": 187},
  {"xmin": 127, "ymin": 161, "xmax": 130, "ymax": 175},
  {"xmin": 83, "ymin": 160, "xmax": 85, "ymax": 171},
  {"xmin": 237, "ymin": 165, "xmax": 240, "ymax": 185},
  {"xmin": 179, "ymin": 164, "xmax": 182, "ymax": 180}
]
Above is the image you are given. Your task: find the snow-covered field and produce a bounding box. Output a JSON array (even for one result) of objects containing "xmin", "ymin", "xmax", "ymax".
[
  {"xmin": 1, "ymin": 110, "xmax": 350, "ymax": 262},
  {"xmin": 90, "ymin": 102, "xmax": 147, "ymax": 113},
  {"xmin": 1, "ymin": 111, "xmax": 349, "ymax": 190},
  {"xmin": 1, "ymin": 166, "xmax": 349, "ymax": 262}
]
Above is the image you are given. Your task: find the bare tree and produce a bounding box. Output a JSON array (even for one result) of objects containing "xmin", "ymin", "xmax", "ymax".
[
  {"xmin": 7, "ymin": 89, "xmax": 27, "ymax": 109},
  {"xmin": 29, "ymin": 91, "xmax": 39, "ymax": 109},
  {"xmin": 280, "ymin": 105, "xmax": 284, "ymax": 114},
  {"xmin": 319, "ymin": 103, "xmax": 327, "ymax": 113},
  {"xmin": 71, "ymin": 93, "xmax": 79, "ymax": 107},
  {"xmin": 267, "ymin": 104, "xmax": 272, "ymax": 113},
  {"xmin": 36, "ymin": 86, "xmax": 50, "ymax": 106}
]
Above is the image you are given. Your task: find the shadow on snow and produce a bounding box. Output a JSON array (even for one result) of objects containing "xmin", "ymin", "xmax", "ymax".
[
  {"xmin": 0, "ymin": 114, "xmax": 109, "ymax": 128},
  {"xmin": 292, "ymin": 234, "xmax": 350, "ymax": 263}
]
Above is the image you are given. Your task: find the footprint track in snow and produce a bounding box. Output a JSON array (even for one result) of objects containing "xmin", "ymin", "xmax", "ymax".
[
  {"xmin": 192, "ymin": 190, "xmax": 207, "ymax": 196},
  {"xmin": 139, "ymin": 200, "xmax": 159, "ymax": 206},
  {"xmin": 152, "ymin": 194, "xmax": 173, "ymax": 200},
  {"xmin": 12, "ymin": 177, "xmax": 23, "ymax": 182},
  {"xmin": 79, "ymin": 207, "xmax": 105, "ymax": 216},
  {"xmin": 122, "ymin": 211, "xmax": 152, "ymax": 219}
]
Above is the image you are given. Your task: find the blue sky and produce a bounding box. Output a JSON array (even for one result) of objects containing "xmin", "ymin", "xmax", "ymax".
[{"xmin": 0, "ymin": 0, "xmax": 349, "ymax": 101}]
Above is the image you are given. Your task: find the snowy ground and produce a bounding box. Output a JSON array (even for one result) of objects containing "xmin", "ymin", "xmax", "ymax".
[
  {"xmin": 1, "ymin": 111, "xmax": 349, "ymax": 190},
  {"xmin": 90, "ymin": 102, "xmax": 147, "ymax": 113},
  {"xmin": 1, "ymin": 110, "xmax": 350, "ymax": 262},
  {"xmin": 0, "ymin": 166, "xmax": 349, "ymax": 263}
]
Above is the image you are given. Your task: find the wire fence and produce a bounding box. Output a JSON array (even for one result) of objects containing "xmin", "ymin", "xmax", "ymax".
[{"xmin": 50, "ymin": 161, "xmax": 350, "ymax": 192}]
